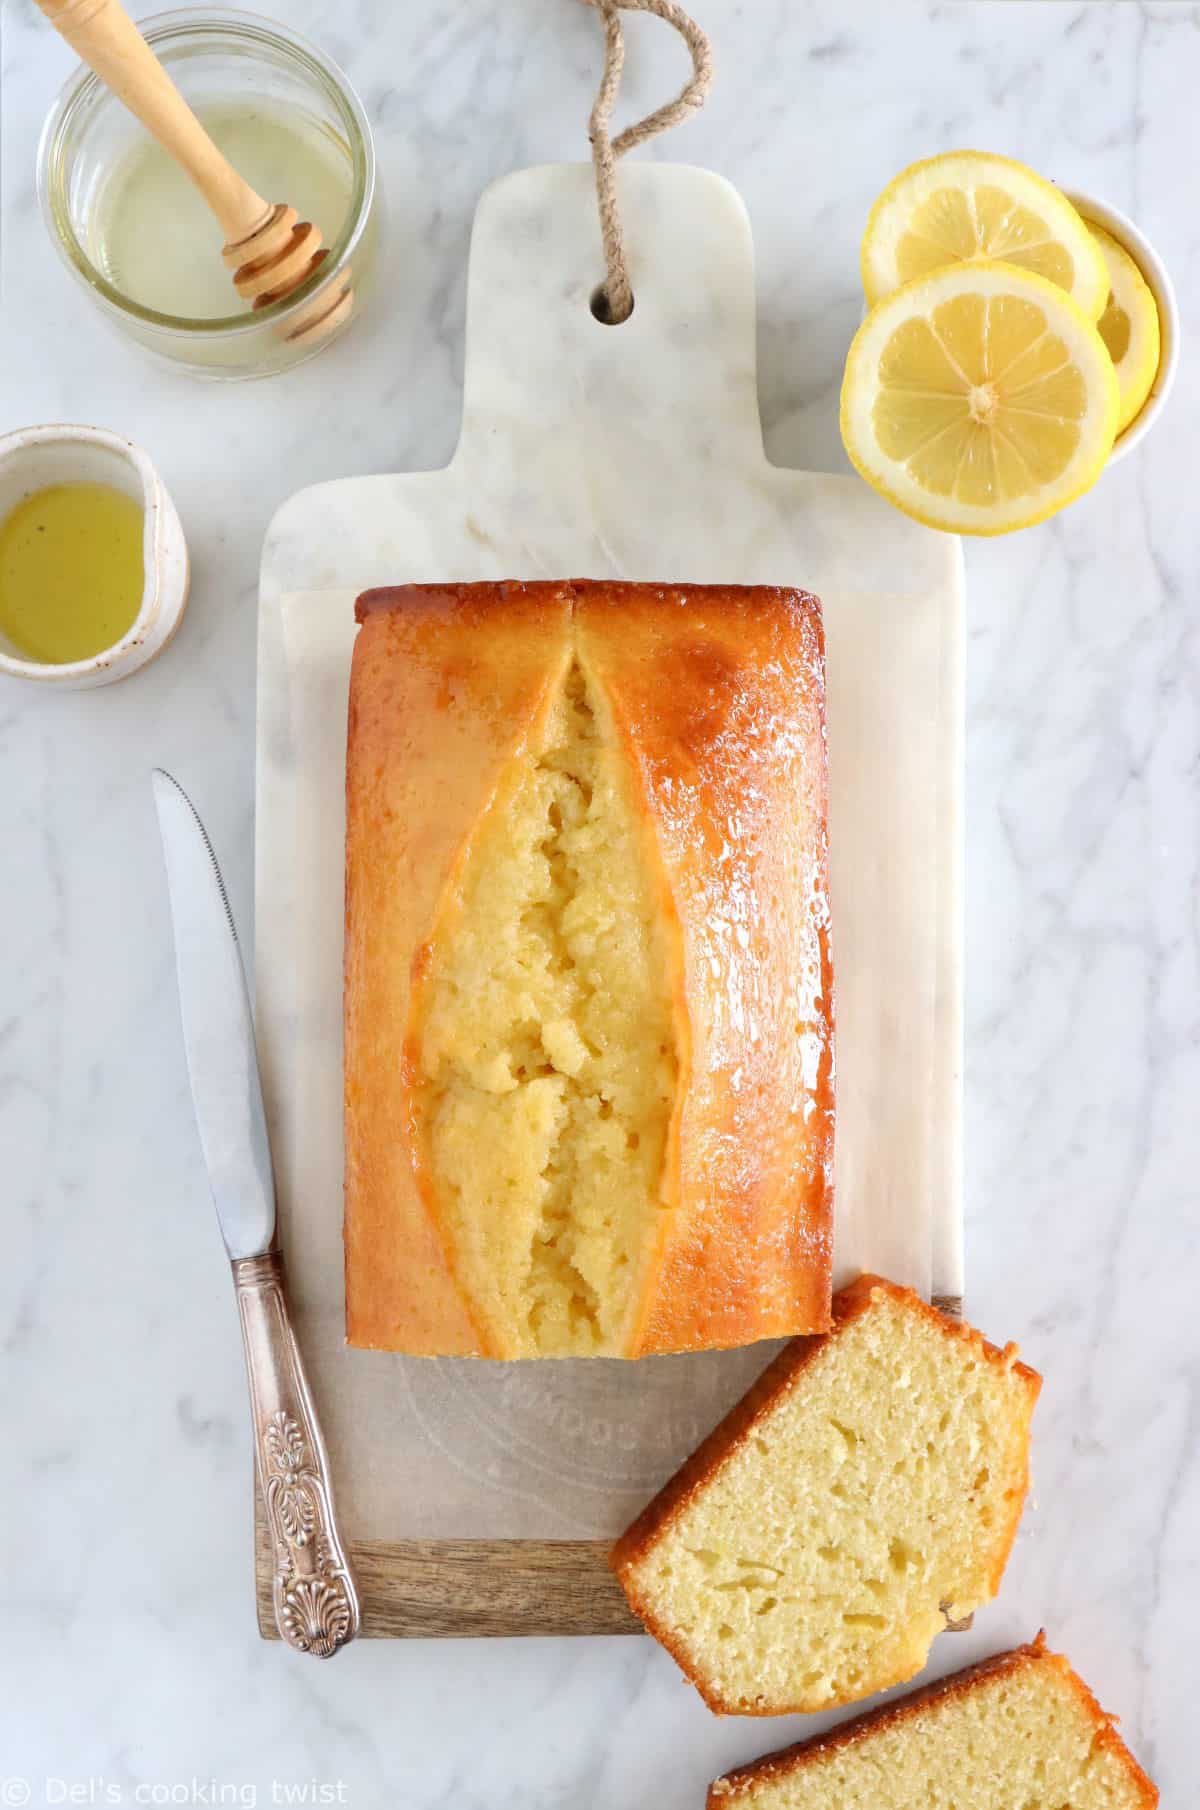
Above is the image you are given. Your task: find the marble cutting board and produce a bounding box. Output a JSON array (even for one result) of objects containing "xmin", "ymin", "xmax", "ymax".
[{"xmin": 256, "ymin": 164, "xmax": 965, "ymax": 1636}]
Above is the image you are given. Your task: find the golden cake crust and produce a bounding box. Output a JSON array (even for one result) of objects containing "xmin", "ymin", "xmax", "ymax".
[
  {"xmin": 344, "ymin": 580, "xmax": 833, "ymax": 1358},
  {"xmin": 610, "ymin": 1276, "xmax": 1043, "ymax": 1711},
  {"xmin": 708, "ymin": 1636, "xmax": 1159, "ymax": 1807}
]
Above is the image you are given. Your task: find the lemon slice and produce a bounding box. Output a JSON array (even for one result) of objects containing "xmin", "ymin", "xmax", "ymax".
[
  {"xmin": 862, "ymin": 151, "xmax": 1109, "ymax": 320},
  {"xmin": 840, "ymin": 261, "xmax": 1119, "ymax": 536},
  {"xmin": 1088, "ymin": 223, "xmax": 1161, "ymax": 436}
]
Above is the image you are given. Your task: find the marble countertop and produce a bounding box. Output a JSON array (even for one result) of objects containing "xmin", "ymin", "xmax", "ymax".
[{"xmin": 2, "ymin": 1, "xmax": 1196, "ymax": 1804}]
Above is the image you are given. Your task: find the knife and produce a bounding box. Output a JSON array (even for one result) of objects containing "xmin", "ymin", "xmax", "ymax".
[{"xmin": 153, "ymin": 769, "xmax": 360, "ymax": 1657}]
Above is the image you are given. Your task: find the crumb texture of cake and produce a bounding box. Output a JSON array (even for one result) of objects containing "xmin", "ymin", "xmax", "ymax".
[
  {"xmin": 708, "ymin": 1638, "xmax": 1159, "ymax": 1810},
  {"xmin": 612, "ymin": 1277, "xmax": 1041, "ymax": 1712},
  {"xmin": 343, "ymin": 580, "xmax": 833, "ymax": 1359},
  {"xmin": 412, "ymin": 657, "xmax": 678, "ymax": 1357}
]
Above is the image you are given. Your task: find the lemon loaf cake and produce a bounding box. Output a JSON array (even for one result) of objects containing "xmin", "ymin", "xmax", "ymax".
[
  {"xmin": 611, "ymin": 1277, "xmax": 1040, "ymax": 1712},
  {"xmin": 344, "ymin": 580, "xmax": 833, "ymax": 1359},
  {"xmin": 708, "ymin": 1637, "xmax": 1158, "ymax": 1809}
]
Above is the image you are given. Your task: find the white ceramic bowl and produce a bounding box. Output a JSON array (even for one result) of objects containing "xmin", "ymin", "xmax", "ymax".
[
  {"xmin": 0, "ymin": 424, "xmax": 189, "ymax": 688},
  {"xmin": 1063, "ymin": 188, "xmax": 1179, "ymax": 462}
]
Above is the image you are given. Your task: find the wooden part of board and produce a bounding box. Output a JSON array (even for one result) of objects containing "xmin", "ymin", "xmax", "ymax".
[{"xmin": 254, "ymin": 1495, "xmax": 642, "ymax": 1639}]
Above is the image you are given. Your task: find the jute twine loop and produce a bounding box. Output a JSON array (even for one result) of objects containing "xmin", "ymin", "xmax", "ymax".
[{"xmin": 581, "ymin": 0, "xmax": 714, "ymax": 322}]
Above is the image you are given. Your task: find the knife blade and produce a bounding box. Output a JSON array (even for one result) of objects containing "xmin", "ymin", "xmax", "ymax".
[
  {"xmin": 154, "ymin": 769, "xmax": 359, "ymax": 1656},
  {"xmin": 152, "ymin": 768, "xmax": 274, "ymax": 1261}
]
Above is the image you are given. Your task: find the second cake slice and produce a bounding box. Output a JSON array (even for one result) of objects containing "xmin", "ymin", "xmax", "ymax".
[
  {"xmin": 708, "ymin": 1636, "xmax": 1157, "ymax": 1808},
  {"xmin": 612, "ymin": 1276, "xmax": 1041, "ymax": 1713}
]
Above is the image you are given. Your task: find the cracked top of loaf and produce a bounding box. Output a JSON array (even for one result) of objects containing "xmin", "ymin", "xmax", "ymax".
[{"xmin": 344, "ymin": 580, "xmax": 833, "ymax": 1359}]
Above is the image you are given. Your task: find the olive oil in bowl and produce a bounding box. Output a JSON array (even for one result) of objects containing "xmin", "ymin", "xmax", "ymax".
[{"xmin": 0, "ymin": 482, "xmax": 144, "ymax": 665}]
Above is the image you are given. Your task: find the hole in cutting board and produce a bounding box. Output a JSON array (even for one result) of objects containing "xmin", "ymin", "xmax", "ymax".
[{"xmin": 590, "ymin": 283, "xmax": 635, "ymax": 324}]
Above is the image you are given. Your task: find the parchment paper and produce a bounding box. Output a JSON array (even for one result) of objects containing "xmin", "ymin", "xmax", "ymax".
[{"xmin": 256, "ymin": 166, "xmax": 964, "ymax": 1540}]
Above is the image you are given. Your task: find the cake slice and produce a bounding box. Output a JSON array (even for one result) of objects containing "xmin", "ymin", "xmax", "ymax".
[
  {"xmin": 611, "ymin": 1276, "xmax": 1041, "ymax": 1714},
  {"xmin": 708, "ymin": 1637, "xmax": 1158, "ymax": 1809}
]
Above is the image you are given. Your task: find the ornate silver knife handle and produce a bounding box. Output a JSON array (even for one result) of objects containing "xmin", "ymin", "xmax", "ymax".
[{"xmin": 232, "ymin": 1252, "xmax": 360, "ymax": 1656}]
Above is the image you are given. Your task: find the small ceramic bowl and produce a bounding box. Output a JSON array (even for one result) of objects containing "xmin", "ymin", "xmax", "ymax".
[
  {"xmin": 1063, "ymin": 188, "xmax": 1179, "ymax": 463},
  {"xmin": 0, "ymin": 424, "xmax": 189, "ymax": 689}
]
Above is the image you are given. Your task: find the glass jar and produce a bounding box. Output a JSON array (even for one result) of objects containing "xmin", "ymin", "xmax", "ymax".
[{"xmin": 38, "ymin": 8, "xmax": 378, "ymax": 380}]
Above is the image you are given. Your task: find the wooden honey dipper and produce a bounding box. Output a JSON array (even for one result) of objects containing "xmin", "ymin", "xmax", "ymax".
[{"xmin": 38, "ymin": 0, "xmax": 353, "ymax": 343}]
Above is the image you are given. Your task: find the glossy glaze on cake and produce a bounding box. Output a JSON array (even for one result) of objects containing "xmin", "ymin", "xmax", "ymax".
[{"xmin": 344, "ymin": 580, "xmax": 833, "ymax": 1359}]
